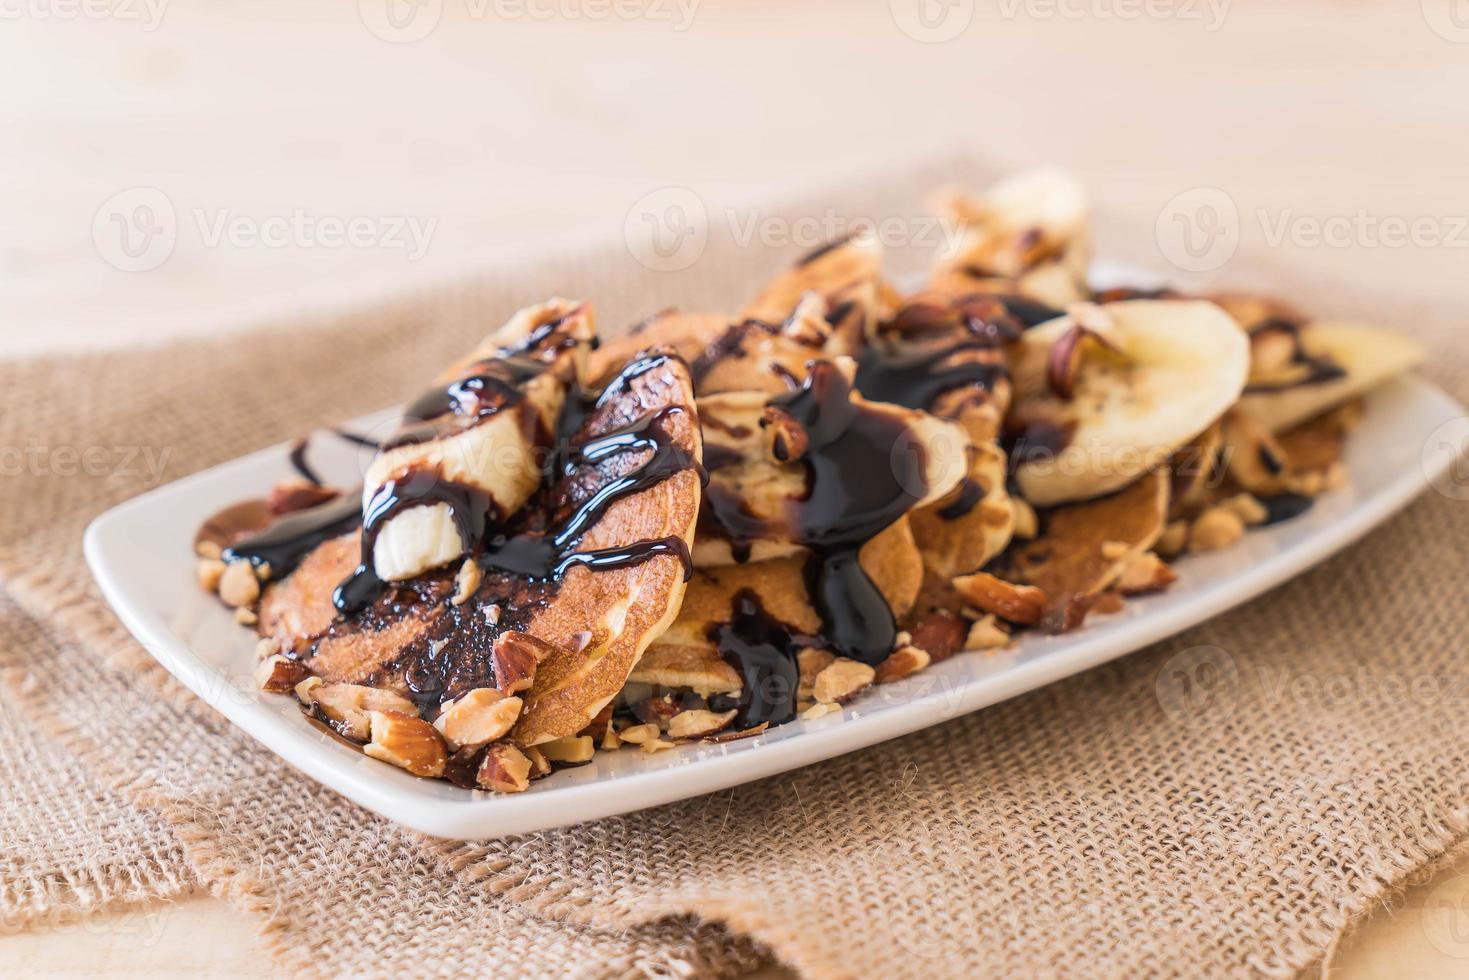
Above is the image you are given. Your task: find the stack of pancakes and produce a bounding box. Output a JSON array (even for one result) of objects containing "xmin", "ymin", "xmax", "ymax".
[{"xmin": 193, "ymin": 169, "xmax": 1422, "ymax": 792}]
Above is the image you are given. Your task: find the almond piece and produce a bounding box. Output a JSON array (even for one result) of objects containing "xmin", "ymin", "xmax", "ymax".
[
  {"xmin": 667, "ymin": 708, "xmax": 738, "ymax": 739},
  {"xmin": 813, "ymin": 658, "xmax": 875, "ymax": 705},
  {"xmin": 433, "ymin": 688, "xmax": 522, "ymax": 751},
  {"xmin": 538, "ymin": 735, "xmax": 595, "ymax": 764},
  {"xmin": 1117, "ymin": 552, "xmax": 1178, "ymax": 595},
  {"xmin": 617, "ymin": 723, "xmax": 660, "ymax": 745},
  {"xmin": 875, "ymin": 645, "xmax": 930, "ymax": 683},
  {"xmin": 196, "ymin": 558, "xmax": 226, "ymax": 593},
  {"xmin": 217, "ymin": 560, "xmax": 260, "ymax": 608},
  {"xmin": 801, "ymin": 702, "xmax": 842, "ymax": 720},
  {"xmin": 797, "ymin": 648, "xmax": 836, "ymax": 698},
  {"xmin": 1156, "ymin": 519, "xmax": 1189, "ymax": 558},
  {"xmin": 312, "ymin": 683, "xmax": 418, "ymax": 742},
  {"xmin": 364, "ymin": 710, "xmax": 447, "ymax": 778},
  {"xmin": 295, "ymin": 675, "xmax": 323, "ymax": 706},
  {"xmin": 491, "ymin": 631, "xmax": 553, "ymax": 695},
  {"xmin": 1219, "ymin": 492, "xmax": 1268, "ymax": 527},
  {"xmin": 951, "ymin": 571, "xmax": 1047, "ymax": 625},
  {"xmin": 962, "ymin": 614, "xmax": 1011, "ymax": 651},
  {"xmin": 254, "ymin": 655, "xmax": 309, "ymax": 694},
  {"xmin": 523, "ymin": 745, "xmax": 552, "ymax": 778},
  {"xmin": 476, "ymin": 743, "xmax": 532, "ymax": 793},
  {"xmin": 451, "ymin": 559, "xmax": 482, "ymax": 607},
  {"xmin": 1189, "ymin": 507, "xmax": 1245, "ymax": 552}
]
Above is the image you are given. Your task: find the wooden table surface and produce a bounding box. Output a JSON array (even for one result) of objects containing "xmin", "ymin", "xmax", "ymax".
[{"xmin": 4, "ymin": 0, "xmax": 1468, "ymax": 974}]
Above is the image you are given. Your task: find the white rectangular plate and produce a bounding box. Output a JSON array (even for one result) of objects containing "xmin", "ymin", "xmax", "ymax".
[{"xmin": 85, "ymin": 347, "xmax": 1463, "ymax": 840}]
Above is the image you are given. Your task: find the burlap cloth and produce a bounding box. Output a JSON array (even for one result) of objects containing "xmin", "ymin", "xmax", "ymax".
[{"xmin": 3, "ymin": 157, "xmax": 1467, "ymax": 977}]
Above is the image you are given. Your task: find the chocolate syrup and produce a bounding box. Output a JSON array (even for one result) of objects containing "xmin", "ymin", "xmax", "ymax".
[
  {"xmin": 223, "ymin": 492, "xmax": 363, "ymax": 576},
  {"xmin": 1243, "ymin": 318, "xmax": 1348, "ymax": 393},
  {"xmin": 287, "ymin": 440, "xmax": 323, "ymax": 486},
  {"xmin": 708, "ymin": 590, "xmax": 812, "ymax": 728},
  {"xmin": 853, "ymin": 339, "xmax": 1006, "ymax": 412},
  {"xmin": 384, "ymin": 355, "xmax": 545, "ymax": 452},
  {"xmin": 333, "ymin": 472, "xmax": 499, "ymax": 613},
  {"xmin": 771, "ymin": 361, "xmax": 928, "ymax": 664},
  {"xmin": 995, "ymin": 294, "xmax": 1063, "ymax": 328},
  {"xmin": 332, "ymin": 352, "xmax": 698, "ymax": 613},
  {"xmin": 936, "ymin": 477, "xmax": 984, "ymax": 520}
]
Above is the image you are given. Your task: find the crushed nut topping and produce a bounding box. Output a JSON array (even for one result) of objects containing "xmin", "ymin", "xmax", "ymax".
[
  {"xmin": 538, "ymin": 735, "xmax": 595, "ymax": 764},
  {"xmin": 962, "ymin": 614, "xmax": 1010, "ymax": 651},
  {"xmin": 813, "ymin": 658, "xmax": 876, "ymax": 705},
  {"xmin": 952, "ymin": 571, "xmax": 1047, "ymax": 625},
  {"xmin": 433, "ymin": 688, "xmax": 522, "ymax": 751},
  {"xmin": 476, "ymin": 743, "xmax": 532, "ymax": 793},
  {"xmin": 364, "ymin": 710, "xmax": 448, "ymax": 778},
  {"xmin": 254, "ymin": 655, "xmax": 310, "ymax": 694},
  {"xmin": 667, "ymin": 708, "xmax": 738, "ymax": 739},
  {"xmin": 1189, "ymin": 507, "xmax": 1245, "ymax": 552}
]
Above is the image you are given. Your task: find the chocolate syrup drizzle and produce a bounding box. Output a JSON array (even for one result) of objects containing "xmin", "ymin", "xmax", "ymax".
[
  {"xmin": 1243, "ymin": 317, "xmax": 1348, "ymax": 393},
  {"xmin": 222, "ymin": 347, "xmax": 698, "ymax": 641},
  {"xmin": 707, "ymin": 590, "xmax": 816, "ymax": 728},
  {"xmin": 332, "ymin": 352, "xmax": 697, "ymax": 613},
  {"xmin": 853, "ymin": 339, "xmax": 1006, "ymax": 412}
]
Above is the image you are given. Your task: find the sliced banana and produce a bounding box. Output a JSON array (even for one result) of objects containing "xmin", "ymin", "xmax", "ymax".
[
  {"xmin": 1237, "ymin": 321, "xmax": 1423, "ymax": 432},
  {"xmin": 1010, "ymin": 300, "xmax": 1249, "ymax": 507},
  {"xmin": 364, "ymin": 300, "xmax": 591, "ymax": 582},
  {"xmin": 931, "ymin": 167, "xmax": 1091, "ymax": 307}
]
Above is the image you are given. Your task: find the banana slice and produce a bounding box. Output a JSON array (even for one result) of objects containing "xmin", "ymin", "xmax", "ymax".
[
  {"xmin": 931, "ymin": 167, "xmax": 1091, "ymax": 308},
  {"xmin": 1009, "ymin": 300, "xmax": 1249, "ymax": 507},
  {"xmin": 1237, "ymin": 321, "xmax": 1423, "ymax": 432},
  {"xmin": 362, "ymin": 300, "xmax": 591, "ymax": 583}
]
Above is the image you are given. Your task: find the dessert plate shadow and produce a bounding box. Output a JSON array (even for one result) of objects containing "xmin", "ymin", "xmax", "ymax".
[{"xmin": 85, "ymin": 317, "xmax": 1464, "ymax": 841}]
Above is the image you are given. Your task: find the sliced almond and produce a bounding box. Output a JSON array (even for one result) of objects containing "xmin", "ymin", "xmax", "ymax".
[
  {"xmin": 667, "ymin": 708, "xmax": 738, "ymax": 739},
  {"xmin": 476, "ymin": 743, "xmax": 532, "ymax": 793},
  {"xmin": 617, "ymin": 723, "xmax": 660, "ymax": 745},
  {"xmin": 196, "ymin": 558, "xmax": 226, "ymax": 593},
  {"xmin": 313, "ymin": 683, "xmax": 418, "ymax": 742},
  {"xmin": 451, "ymin": 559, "xmax": 482, "ymax": 607},
  {"xmin": 254, "ymin": 655, "xmax": 310, "ymax": 694},
  {"xmin": 491, "ymin": 631, "xmax": 554, "ymax": 696},
  {"xmin": 962, "ymin": 614, "xmax": 1011, "ymax": 651},
  {"xmin": 538, "ymin": 735, "xmax": 594, "ymax": 764},
  {"xmin": 875, "ymin": 645, "xmax": 930, "ymax": 684},
  {"xmin": 951, "ymin": 571, "xmax": 1047, "ymax": 625},
  {"xmin": 813, "ymin": 658, "xmax": 875, "ymax": 705},
  {"xmin": 364, "ymin": 710, "xmax": 448, "ymax": 778},
  {"xmin": 217, "ymin": 560, "xmax": 261, "ymax": 608},
  {"xmin": 1189, "ymin": 507, "xmax": 1246, "ymax": 552},
  {"xmin": 433, "ymin": 688, "xmax": 523, "ymax": 751},
  {"xmin": 1117, "ymin": 552, "xmax": 1178, "ymax": 595}
]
